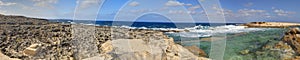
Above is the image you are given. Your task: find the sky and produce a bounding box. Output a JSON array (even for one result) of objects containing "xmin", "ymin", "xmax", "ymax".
[{"xmin": 0, "ymin": 0, "xmax": 299, "ymax": 23}]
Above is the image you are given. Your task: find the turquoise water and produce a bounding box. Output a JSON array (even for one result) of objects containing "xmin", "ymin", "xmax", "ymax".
[{"xmin": 170, "ymin": 28, "xmax": 286, "ymax": 60}]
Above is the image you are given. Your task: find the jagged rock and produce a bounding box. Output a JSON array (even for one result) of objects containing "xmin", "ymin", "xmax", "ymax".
[{"xmin": 282, "ymin": 28, "xmax": 300, "ymax": 54}]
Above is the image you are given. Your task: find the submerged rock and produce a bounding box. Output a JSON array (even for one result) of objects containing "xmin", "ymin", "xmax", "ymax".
[
  {"xmin": 184, "ymin": 45, "xmax": 207, "ymax": 57},
  {"xmin": 249, "ymin": 27, "xmax": 300, "ymax": 60},
  {"xmin": 239, "ymin": 50, "xmax": 250, "ymax": 55}
]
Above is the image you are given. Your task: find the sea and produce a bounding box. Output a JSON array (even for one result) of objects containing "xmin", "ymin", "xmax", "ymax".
[{"xmin": 49, "ymin": 20, "xmax": 270, "ymax": 38}]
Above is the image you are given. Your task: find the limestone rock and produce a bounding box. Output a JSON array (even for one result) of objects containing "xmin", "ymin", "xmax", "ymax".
[
  {"xmin": 23, "ymin": 44, "xmax": 41, "ymax": 56},
  {"xmin": 282, "ymin": 28, "xmax": 300, "ymax": 54},
  {"xmin": 94, "ymin": 38, "xmax": 210, "ymax": 60},
  {"xmin": 0, "ymin": 52, "xmax": 20, "ymax": 60},
  {"xmin": 242, "ymin": 22, "xmax": 300, "ymax": 28}
]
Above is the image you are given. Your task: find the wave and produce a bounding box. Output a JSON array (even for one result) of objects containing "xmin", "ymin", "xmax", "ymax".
[
  {"xmin": 114, "ymin": 25, "xmax": 272, "ymax": 38},
  {"xmin": 170, "ymin": 25, "xmax": 271, "ymax": 37},
  {"xmin": 67, "ymin": 21, "xmax": 271, "ymax": 38}
]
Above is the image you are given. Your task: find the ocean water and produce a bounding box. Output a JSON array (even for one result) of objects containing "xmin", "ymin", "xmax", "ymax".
[{"xmin": 50, "ymin": 20, "xmax": 270, "ymax": 38}]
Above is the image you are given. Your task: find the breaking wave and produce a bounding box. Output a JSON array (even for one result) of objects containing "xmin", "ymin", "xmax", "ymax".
[{"xmin": 114, "ymin": 25, "xmax": 271, "ymax": 38}]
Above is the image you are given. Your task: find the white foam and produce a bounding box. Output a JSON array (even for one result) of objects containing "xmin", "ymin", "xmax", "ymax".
[
  {"xmin": 115, "ymin": 25, "xmax": 271, "ymax": 38},
  {"xmin": 175, "ymin": 25, "xmax": 271, "ymax": 37},
  {"xmin": 62, "ymin": 24, "xmax": 270, "ymax": 38}
]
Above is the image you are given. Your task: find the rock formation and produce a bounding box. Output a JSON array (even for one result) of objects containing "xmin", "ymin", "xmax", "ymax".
[
  {"xmin": 282, "ymin": 28, "xmax": 300, "ymax": 54},
  {"xmin": 241, "ymin": 22, "xmax": 300, "ymax": 28}
]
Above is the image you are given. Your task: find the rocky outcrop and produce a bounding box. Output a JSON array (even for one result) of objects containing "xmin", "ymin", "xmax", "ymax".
[
  {"xmin": 241, "ymin": 22, "xmax": 300, "ymax": 28},
  {"xmin": 282, "ymin": 28, "xmax": 300, "ymax": 54},
  {"xmin": 86, "ymin": 38, "xmax": 209, "ymax": 60}
]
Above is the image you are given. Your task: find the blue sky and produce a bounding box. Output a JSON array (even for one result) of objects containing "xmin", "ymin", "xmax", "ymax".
[{"xmin": 0, "ymin": 0, "xmax": 299, "ymax": 23}]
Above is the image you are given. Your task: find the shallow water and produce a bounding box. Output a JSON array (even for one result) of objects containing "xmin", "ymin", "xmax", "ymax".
[{"xmin": 169, "ymin": 28, "xmax": 286, "ymax": 60}]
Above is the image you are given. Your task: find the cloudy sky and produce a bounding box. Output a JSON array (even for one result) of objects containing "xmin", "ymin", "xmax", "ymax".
[{"xmin": 0, "ymin": 0, "xmax": 299, "ymax": 23}]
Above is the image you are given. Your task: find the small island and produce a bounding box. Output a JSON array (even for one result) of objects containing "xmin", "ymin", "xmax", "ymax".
[{"xmin": 241, "ymin": 22, "xmax": 300, "ymax": 28}]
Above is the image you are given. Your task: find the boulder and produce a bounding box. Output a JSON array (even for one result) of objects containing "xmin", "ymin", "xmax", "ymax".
[
  {"xmin": 23, "ymin": 44, "xmax": 41, "ymax": 56},
  {"xmin": 282, "ymin": 28, "xmax": 300, "ymax": 54}
]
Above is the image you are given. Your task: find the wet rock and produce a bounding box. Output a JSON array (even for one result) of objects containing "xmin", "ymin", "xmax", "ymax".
[
  {"xmin": 239, "ymin": 49, "xmax": 250, "ymax": 55},
  {"xmin": 282, "ymin": 28, "xmax": 300, "ymax": 54},
  {"xmin": 184, "ymin": 45, "xmax": 207, "ymax": 57}
]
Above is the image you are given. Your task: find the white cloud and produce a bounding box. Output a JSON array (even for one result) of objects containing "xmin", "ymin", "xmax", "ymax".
[
  {"xmin": 238, "ymin": 9, "xmax": 266, "ymax": 16},
  {"xmin": 165, "ymin": 1, "xmax": 184, "ymax": 6},
  {"xmin": 185, "ymin": 3, "xmax": 192, "ymax": 6},
  {"xmin": 273, "ymin": 9, "xmax": 295, "ymax": 16},
  {"xmin": 129, "ymin": 9, "xmax": 149, "ymax": 13},
  {"xmin": 168, "ymin": 10, "xmax": 202, "ymax": 15},
  {"xmin": 79, "ymin": 0, "xmax": 101, "ymax": 8},
  {"xmin": 188, "ymin": 5, "xmax": 201, "ymax": 11},
  {"xmin": 129, "ymin": 1, "xmax": 139, "ymax": 7},
  {"xmin": 244, "ymin": 2, "xmax": 253, "ymax": 7},
  {"xmin": 0, "ymin": 1, "xmax": 16, "ymax": 6},
  {"xmin": 31, "ymin": 0, "xmax": 58, "ymax": 9},
  {"xmin": 20, "ymin": 5, "xmax": 39, "ymax": 12}
]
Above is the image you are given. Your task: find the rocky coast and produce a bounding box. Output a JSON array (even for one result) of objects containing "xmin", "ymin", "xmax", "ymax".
[
  {"xmin": 242, "ymin": 22, "xmax": 300, "ymax": 28},
  {"xmin": 0, "ymin": 14, "xmax": 209, "ymax": 60}
]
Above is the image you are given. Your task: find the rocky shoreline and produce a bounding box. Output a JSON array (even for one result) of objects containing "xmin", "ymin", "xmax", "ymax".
[
  {"xmin": 0, "ymin": 14, "xmax": 209, "ymax": 60},
  {"xmin": 241, "ymin": 22, "xmax": 300, "ymax": 28}
]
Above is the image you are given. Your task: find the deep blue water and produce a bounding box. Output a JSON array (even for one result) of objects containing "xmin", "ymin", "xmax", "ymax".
[{"xmin": 49, "ymin": 20, "xmax": 243, "ymax": 28}]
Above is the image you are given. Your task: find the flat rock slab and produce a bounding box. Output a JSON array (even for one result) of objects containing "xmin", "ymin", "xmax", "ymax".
[{"xmin": 0, "ymin": 52, "xmax": 20, "ymax": 60}]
